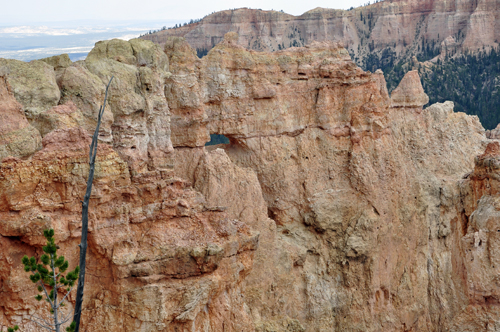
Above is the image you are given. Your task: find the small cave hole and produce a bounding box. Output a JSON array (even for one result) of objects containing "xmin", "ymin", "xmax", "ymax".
[
  {"xmin": 484, "ymin": 296, "xmax": 499, "ymax": 305},
  {"xmin": 4, "ymin": 235, "xmax": 21, "ymax": 241},
  {"xmin": 131, "ymin": 146, "xmax": 137, "ymax": 150},
  {"xmin": 268, "ymin": 208, "xmax": 277, "ymax": 220},
  {"xmin": 479, "ymin": 239, "xmax": 483, "ymax": 246},
  {"xmin": 206, "ymin": 134, "xmax": 230, "ymax": 146},
  {"xmin": 196, "ymin": 48, "xmax": 209, "ymax": 58}
]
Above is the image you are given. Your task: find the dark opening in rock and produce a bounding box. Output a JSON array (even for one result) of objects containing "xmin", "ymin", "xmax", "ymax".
[
  {"xmin": 206, "ymin": 134, "xmax": 230, "ymax": 146},
  {"xmin": 196, "ymin": 48, "xmax": 210, "ymax": 58}
]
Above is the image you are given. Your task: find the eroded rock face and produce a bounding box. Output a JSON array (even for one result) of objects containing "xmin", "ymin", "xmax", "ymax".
[
  {"xmin": 0, "ymin": 59, "xmax": 60, "ymax": 119},
  {"xmin": 0, "ymin": 127, "xmax": 259, "ymax": 331},
  {"xmin": 0, "ymin": 34, "xmax": 498, "ymax": 331},
  {"xmin": 0, "ymin": 76, "xmax": 42, "ymax": 160},
  {"xmin": 149, "ymin": 35, "xmax": 490, "ymax": 331},
  {"xmin": 390, "ymin": 70, "xmax": 429, "ymax": 108},
  {"xmin": 32, "ymin": 101, "xmax": 86, "ymax": 137},
  {"xmin": 448, "ymin": 141, "xmax": 500, "ymax": 330},
  {"xmin": 58, "ymin": 39, "xmax": 173, "ymax": 172},
  {"xmin": 142, "ymin": 1, "xmax": 500, "ymax": 63},
  {"xmin": 486, "ymin": 123, "xmax": 500, "ymax": 139}
]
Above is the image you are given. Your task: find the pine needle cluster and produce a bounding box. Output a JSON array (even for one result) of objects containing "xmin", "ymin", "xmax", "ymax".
[{"xmin": 8, "ymin": 229, "xmax": 79, "ymax": 332}]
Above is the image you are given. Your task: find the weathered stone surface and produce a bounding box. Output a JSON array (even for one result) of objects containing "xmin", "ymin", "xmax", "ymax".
[
  {"xmin": 164, "ymin": 36, "xmax": 198, "ymax": 74},
  {"xmin": 86, "ymin": 38, "xmax": 137, "ymax": 65},
  {"xmin": 40, "ymin": 53, "xmax": 72, "ymax": 71},
  {"xmin": 84, "ymin": 39, "xmax": 173, "ymax": 172},
  {"xmin": 486, "ymin": 122, "xmax": 500, "ymax": 139},
  {"xmin": 47, "ymin": 39, "xmax": 174, "ymax": 172},
  {"xmin": 32, "ymin": 101, "xmax": 86, "ymax": 137},
  {"xmin": 129, "ymin": 38, "xmax": 169, "ymax": 70},
  {"xmin": 449, "ymin": 141, "xmax": 500, "ymax": 329},
  {"xmin": 163, "ymin": 36, "xmax": 489, "ymax": 331},
  {"xmin": 0, "ymin": 76, "xmax": 42, "ymax": 161},
  {"xmin": 0, "ymin": 59, "xmax": 60, "ymax": 119},
  {"xmin": 57, "ymin": 61, "xmax": 113, "ymax": 142},
  {"xmin": 87, "ymin": 38, "xmax": 169, "ymax": 70},
  {"xmin": 142, "ymin": 1, "xmax": 500, "ymax": 65},
  {"xmin": 0, "ymin": 127, "xmax": 260, "ymax": 331},
  {"xmin": 167, "ymin": 36, "xmax": 380, "ymax": 147},
  {"xmin": 390, "ymin": 70, "xmax": 430, "ymax": 108},
  {"xmin": 1, "ymin": 34, "xmax": 499, "ymax": 332}
]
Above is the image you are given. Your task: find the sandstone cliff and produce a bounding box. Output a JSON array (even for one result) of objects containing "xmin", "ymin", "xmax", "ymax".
[
  {"xmin": 0, "ymin": 34, "xmax": 498, "ymax": 331},
  {"xmin": 141, "ymin": 0, "xmax": 500, "ymax": 63}
]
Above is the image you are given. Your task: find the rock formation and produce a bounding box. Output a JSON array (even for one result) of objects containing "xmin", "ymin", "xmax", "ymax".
[
  {"xmin": 0, "ymin": 75, "xmax": 41, "ymax": 160},
  {"xmin": 486, "ymin": 123, "xmax": 500, "ymax": 139},
  {"xmin": 390, "ymin": 70, "xmax": 429, "ymax": 108},
  {"xmin": 1, "ymin": 33, "xmax": 499, "ymax": 331},
  {"xmin": 141, "ymin": 0, "xmax": 500, "ymax": 64}
]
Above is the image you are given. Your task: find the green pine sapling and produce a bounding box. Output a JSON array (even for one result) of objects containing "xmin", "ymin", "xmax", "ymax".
[
  {"xmin": 7, "ymin": 229, "xmax": 79, "ymax": 332},
  {"xmin": 6, "ymin": 77, "xmax": 113, "ymax": 332}
]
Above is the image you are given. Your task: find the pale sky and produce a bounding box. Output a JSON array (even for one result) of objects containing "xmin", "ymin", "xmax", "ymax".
[{"xmin": 1, "ymin": 0, "xmax": 369, "ymax": 26}]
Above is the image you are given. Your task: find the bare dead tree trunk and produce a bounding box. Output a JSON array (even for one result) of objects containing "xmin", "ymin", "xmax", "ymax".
[{"xmin": 72, "ymin": 77, "xmax": 113, "ymax": 332}]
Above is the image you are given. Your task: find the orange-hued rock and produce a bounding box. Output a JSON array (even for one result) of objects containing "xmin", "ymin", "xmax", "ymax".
[
  {"xmin": 32, "ymin": 101, "xmax": 86, "ymax": 137},
  {"xmin": 159, "ymin": 35, "xmax": 490, "ymax": 331},
  {"xmin": 0, "ymin": 127, "xmax": 260, "ymax": 331},
  {"xmin": 142, "ymin": 1, "xmax": 500, "ymax": 63},
  {"xmin": 2, "ymin": 34, "xmax": 500, "ymax": 331},
  {"xmin": 166, "ymin": 36, "xmax": 386, "ymax": 147},
  {"xmin": 449, "ymin": 141, "xmax": 500, "ymax": 329}
]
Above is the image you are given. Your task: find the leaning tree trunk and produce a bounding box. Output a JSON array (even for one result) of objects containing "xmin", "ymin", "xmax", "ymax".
[{"xmin": 73, "ymin": 77, "xmax": 113, "ymax": 332}]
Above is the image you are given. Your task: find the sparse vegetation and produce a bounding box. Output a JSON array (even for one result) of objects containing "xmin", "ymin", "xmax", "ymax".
[
  {"xmin": 142, "ymin": 5, "xmax": 499, "ymax": 130},
  {"xmin": 363, "ymin": 45, "xmax": 500, "ymax": 129},
  {"xmin": 6, "ymin": 229, "xmax": 79, "ymax": 332},
  {"xmin": 4, "ymin": 78, "xmax": 114, "ymax": 332},
  {"xmin": 421, "ymin": 48, "xmax": 500, "ymax": 129},
  {"xmin": 139, "ymin": 18, "xmax": 204, "ymax": 37}
]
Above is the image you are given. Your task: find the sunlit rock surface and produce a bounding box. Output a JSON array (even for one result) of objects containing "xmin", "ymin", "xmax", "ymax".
[
  {"xmin": 142, "ymin": 0, "xmax": 500, "ymax": 63},
  {"xmin": 1, "ymin": 34, "xmax": 498, "ymax": 331}
]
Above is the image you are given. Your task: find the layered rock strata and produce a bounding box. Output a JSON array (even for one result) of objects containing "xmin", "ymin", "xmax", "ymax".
[
  {"xmin": 0, "ymin": 34, "xmax": 498, "ymax": 331},
  {"xmin": 142, "ymin": 0, "xmax": 500, "ymax": 63},
  {"xmin": 0, "ymin": 126, "xmax": 259, "ymax": 331}
]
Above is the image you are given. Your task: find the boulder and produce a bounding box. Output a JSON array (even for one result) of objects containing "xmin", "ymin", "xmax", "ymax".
[
  {"xmin": 0, "ymin": 75, "xmax": 41, "ymax": 160},
  {"xmin": 0, "ymin": 59, "xmax": 60, "ymax": 119}
]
